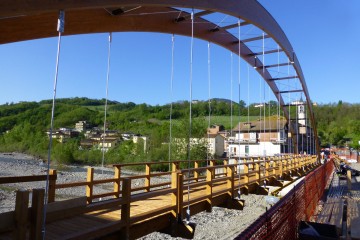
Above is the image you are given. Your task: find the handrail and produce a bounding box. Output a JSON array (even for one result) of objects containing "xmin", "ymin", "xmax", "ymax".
[{"xmin": 0, "ymin": 155, "xmax": 318, "ymax": 205}]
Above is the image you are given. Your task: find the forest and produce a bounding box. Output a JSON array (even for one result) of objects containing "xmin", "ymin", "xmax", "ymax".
[{"xmin": 0, "ymin": 97, "xmax": 359, "ymax": 167}]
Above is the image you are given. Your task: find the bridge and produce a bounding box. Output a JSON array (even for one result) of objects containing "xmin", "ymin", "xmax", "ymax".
[
  {"xmin": 0, "ymin": 0, "xmax": 331, "ymax": 239},
  {"xmin": 0, "ymin": 156, "xmax": 318, "ymax": 239}
]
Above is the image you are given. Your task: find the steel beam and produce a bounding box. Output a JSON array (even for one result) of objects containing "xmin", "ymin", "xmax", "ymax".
[
  {"xmin": 270, "ymin": 76, "xmax": 299, "ymax": 81},
  {"xmin": 242, "ymin": 35, "xmax": 270, "ymax": 43},
  {"xmin": 249, "ymin": 49, "xmax": 283, "ymax": 56},
  {"xmin": 265, "ymin": 62, "xmax": 290, "ymax": 68},
  {"xmin": 277, "ymin": 90, "xmax": 303, "ymax": 94}
]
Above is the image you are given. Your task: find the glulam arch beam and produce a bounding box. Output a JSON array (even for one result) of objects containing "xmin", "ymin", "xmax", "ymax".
[{"xmin": 0, "ymin": 0, "xmax": 318, "ymax": 154}]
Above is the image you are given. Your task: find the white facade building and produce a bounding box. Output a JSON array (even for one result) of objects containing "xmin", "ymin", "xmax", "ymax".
[
  {"xmin": 227, "ymin": 119, "xmax": 288, "ymax": 157},
  {"xmin": 206, "ymin": 134, "xmax": 225, "ymax": 157}
]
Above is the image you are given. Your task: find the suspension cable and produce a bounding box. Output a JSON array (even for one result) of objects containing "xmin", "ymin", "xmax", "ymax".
[
  {"xmin": 258, "ymin": 70, "xmax": 262, "ymax": 157},
  {"xmin": 247, "ymin": 64, "xmax": 250, "ymax": 143},
  {"xmin": 237, "ymin": 19, "xmax": 241, "ymax": 199},
  {"xmin": 262, "ymin": 32, "xmax": 266, "ymax": 158},
  {"xmin": 306, "ymin": 104, "xmax": 308, "ymax": 155},
  {"xmin": 230, "ymin": 52, "xmax": 233, "ymax": 139},
  {"xmin": 186, "ymin": 9, "xmax": 194, "ymax": 224},
  {"xmin": 169, "ymin": 34, "xmax": 175, "ymax": 172},
  {"xmin": 288, "ymin": 58, "xmax": 292, "ymax": 154},
  {"xmin": 101, "ymin": 32, "xmax": 112, "ymax": 174},
  {"xmin": 277, "ymin": 45, "xmax": 281, "ymax": 153},
  {"xmin": 262, "ymin": 32, "xmax": 266, "ymax": 186},
  {"xmin": 42, "ymin": 10, "xmax": 64, "ymax": 239},
  {"xmin": 207, "ymin": 41, "xmax": 211, "ymax": 161}
]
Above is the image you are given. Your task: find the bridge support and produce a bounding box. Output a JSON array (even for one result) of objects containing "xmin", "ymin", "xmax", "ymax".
[{"xmin": 160, "ymin": 216, "xmax": 196, "ymax": 239}]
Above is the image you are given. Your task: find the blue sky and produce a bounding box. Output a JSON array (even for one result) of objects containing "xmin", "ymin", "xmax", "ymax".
[{"xmin": 0, "ymin": 1, "xmax": 359, "ymax": 106}]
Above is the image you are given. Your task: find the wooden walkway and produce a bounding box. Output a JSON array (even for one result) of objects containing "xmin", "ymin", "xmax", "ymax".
[
  {"xmin": 0, "ymin": 155, "xmax": 318, "ymax": 240},
  {"xmin": 313, "ymin": 158, "xmax": 360, "ymax": 239}
]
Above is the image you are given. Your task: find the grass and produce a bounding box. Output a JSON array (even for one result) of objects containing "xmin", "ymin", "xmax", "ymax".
[
  {"xmin": 204, "ymin": 116, "xmax": 259, "ymax": 129},
  {"xmin": 161, "ymin": 115, "xmax": 266, "ymax": 130},
  {"xmin": 85, "ymin": 105, "xmax": 104, "ymax": 111}
]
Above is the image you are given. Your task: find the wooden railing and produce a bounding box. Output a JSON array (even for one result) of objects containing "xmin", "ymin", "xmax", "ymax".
[{"xmin": 0, "ymin": 154, "xmax": 318, "ymax": 240}]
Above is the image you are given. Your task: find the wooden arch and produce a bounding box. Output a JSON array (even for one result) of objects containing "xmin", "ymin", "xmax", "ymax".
[{"xmin": 0, "ymin": 0, "xmax": 318, "ymax": 154}]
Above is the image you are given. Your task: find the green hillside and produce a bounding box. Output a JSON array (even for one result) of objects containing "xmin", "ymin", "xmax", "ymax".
[{"xmin": 0, "ymin": 98, "xmax": 359, "ymax": 166}]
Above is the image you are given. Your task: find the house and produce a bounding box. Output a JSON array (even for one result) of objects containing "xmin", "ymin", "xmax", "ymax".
[
  {"xmin": 121, "ymin": 132, "xmax": 135, "ymax": 140},
  {"xmin": 45, "ymin": 128, "xmax": 79, "ymax": 143},
  {"xmin": 227, "ymin": 118, "xmax": 288, "ymax": 157},
  {"xmin": 75, "ymin": 121, "xmax": 88, "ymax": 132},
  {"xmin": 206, "ymin": 133, "xmax": 225, "ymax": 157},
  {"xmin": 207, "ymin": 125, "xmax": 228, "ymax": 156},
  {"xmin": 79, "ymin": 139, "xmax": 97, "ymax": 149},
  {"xmin": 102, "ymin": 130, "xmax": 119, "ymax": 138},
  {"xmin": 98, "ymin": 138, "xmax": 119, "ymax": 152},
  {"xmin": 207, "ymin": 124, "xmax": 225, "ymax": 135}
]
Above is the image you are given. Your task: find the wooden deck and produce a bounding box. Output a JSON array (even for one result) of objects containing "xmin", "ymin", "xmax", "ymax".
[
  {"xmin": 311, "ymin": 158, "xmax": 360, "ymax": 239},
  {"xmin": 0, "ymin": 155, "xmax": 318, "ymax": 240}
]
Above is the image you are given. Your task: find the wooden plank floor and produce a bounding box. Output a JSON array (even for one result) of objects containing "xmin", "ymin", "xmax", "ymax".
[{"xmin": 46, "ymin": 180, "xmax": 233, "ymax": 239}]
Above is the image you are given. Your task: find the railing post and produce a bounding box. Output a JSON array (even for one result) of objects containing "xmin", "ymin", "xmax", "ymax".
[
  {"xmin": 292, "ymin": 155, "xmax": 296, "ymax": 172},
  {"xmin": 171, "ymin": 170, "xmax": 178, "ymax": 219},
  {"xmin": 223, "ymin": 159, "xmax": 229, "ymax": 176},
  {"xmin": 177, "ymin": 173, "xmax": 184, "ymax": 220},
  {"xmin": 279, "ymin": 156, "xmax": 283, "ymax": 177},
  {"xmin": 48, "ymin": 169, "xmax": 57, "ymax": 203},
  {"xmin": 271, "ymin": 157, "xmax": 276, "ymax": 176},
  {"xmin": 172, "ymin": 162, "xmax": 179, "ymax": 172},
  {"xmin": 210, "ymin": 160, "xmax": 215, "ymax": 178},
  {"xmin": 264, "ymin": 157, "xmax": 270, "ymax": 178},
  {"xmin": 288, "ymin": 155, "xmax": 292, "ymax": 172},
  {"xmin": 206, "ymin": 166, "xmax": 213, "ymax": 211},
  {"xmin": 86, "ymin": 167, "xmax": 94, "ymax": 204},
  {"xmin": 14, "ymin": 190, "xmax": 29, "ymax": 240},
  {"xmin": 121, "ymin": 178, "xmax": 131, "ymax": 240},
  {"xmin": 114, "ymin": 165, "xmax": 121, "ymax": 198},
  {"xmin": 145, "ymin": 163, "xmax": 151, "ymax": 192},
  {"xmin": 30, "ymin": 188, "xmax": 44, "ymax": 240},
  {"xmin": 194, "ymin": 161, "xmax": 199, "ymax": 182},
  {"xmin": 227, "ymin": 165, "xmax": 234, "ymax": 199},
  {"xmin": 283, "ymin": 156, "xmax": 287, "ymax": 173},
  {"xmin": 296, "ymin": 155, "xmax": 300, "ymax": 169},
  {"xmin": 243, "ymin": 158, "xmax": 249, "ymax": 184},
  {"xmin": 255, "ymin": 159, "xmax": 260, "ymax": 183}
]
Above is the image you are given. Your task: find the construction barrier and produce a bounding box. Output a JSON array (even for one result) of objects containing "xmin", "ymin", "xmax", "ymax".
[{"xmin": 235, "ymin": 159, "xmax": 334, "ymax": 240}]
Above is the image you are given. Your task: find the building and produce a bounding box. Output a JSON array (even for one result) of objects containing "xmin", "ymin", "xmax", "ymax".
[
  {"xmin": 207, "ymin": 125, "xmax": 228, "ymax": 157},
  {"xmin": 45, "ymin": 128, "xmax": 79, "ymax": 143},
  {"xmin": 75, "ymin": 121, "xmax": 88, "ymax": 132},
  {"xmin": 227, "ymin": 118, "xmax": 288, "ymax": 157},
  {"xmin": 206, "ymin": 134, "xmax": 225, "ymax": 157},
  {"xmin": 98, "ymin": 138, "xmax": 120, "ymax": 152},
  {"xmin": 79, "ymin": 139, "xmax": 97, "ymax": 149},
  {"xmin": 121, "ymin": 132, "xmax": 135, "ymax": 140},
  {"xmin": 207, "ymin": 124, "xmax": 225, "ymax": 135},
  {"xmin": 227, "ymin": 99, "xmax": 315, "ymax": 156}
]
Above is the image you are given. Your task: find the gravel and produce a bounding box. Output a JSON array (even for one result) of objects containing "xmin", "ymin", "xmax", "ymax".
[{"xmin": 0, "ymin": 152, "xmax": 267, "ymax": 239}]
